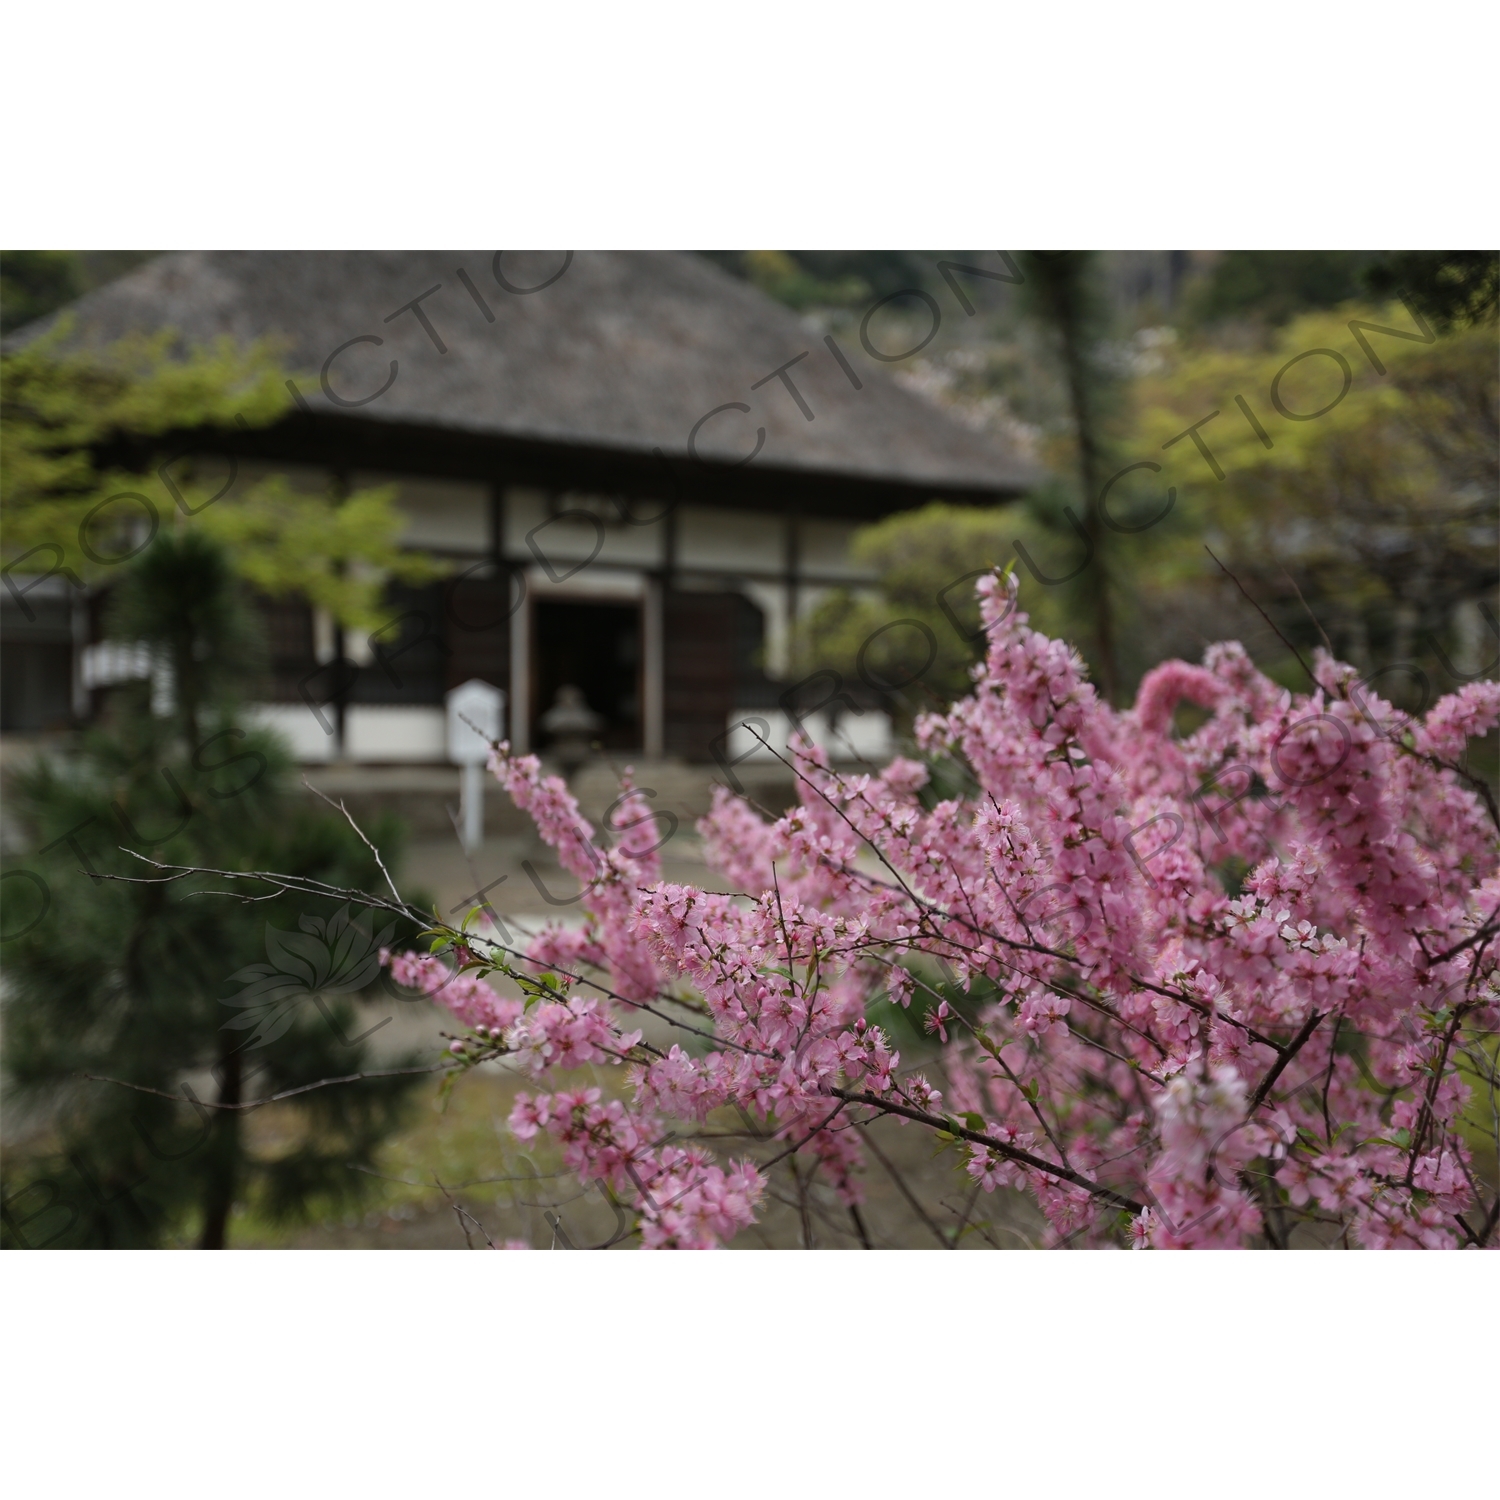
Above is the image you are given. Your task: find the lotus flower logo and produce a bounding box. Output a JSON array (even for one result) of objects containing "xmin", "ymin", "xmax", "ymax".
[{"xmin": 221, "ymin": 905, "xmax": 396, "ymax": 1049}]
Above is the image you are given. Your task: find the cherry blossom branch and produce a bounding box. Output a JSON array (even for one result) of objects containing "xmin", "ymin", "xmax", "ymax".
[
  {"xmin": 828, "ymin": 1087, "xmax": 1144, "ymax": 1214},
  {"xmin": 1455, "ymin": 1196, "xmax": 1499, "ymax": 1249},
  {"xmin": 757, "ymin": 744, "xmax": 1300, "ymax": 1078},
  {"xmin": 1125, "ymin": 972, "xmax": 1289, "ymax": 1057},
  {"xmin": 1404, "ymin": 1006, "xmax": 1470, "ymax": 1184},
  {"xmin": 461, "ymin": 930, "xmax": 776, "ymax": 1060},
  {"xmin": 956, "ymin": 1013, "xmax": 1074, "ymax": 1169},
  {"xmin": 756, "ymin": 1104, "xmax": 848, "ymax": 1173},
  {"xmin": 1422, "ymin": 911, "xmax": 1500, "ymax": 968},
  {"xmin": 1398, "ymin": 744, "xmax": 1500, "ymax": 832},
  {"xmin": 107, "ymin": 847, "xmax": 771, "ymax": 1066},
  {"xmin": 1247, "ymin": 1010, "xmax": 1326, "ymax": 1114}
]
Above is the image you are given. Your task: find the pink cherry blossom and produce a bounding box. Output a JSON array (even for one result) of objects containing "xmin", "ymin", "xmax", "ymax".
[{"xmin": 379, "ymin": 570, "xmax": 1498, "ymax": 1249}]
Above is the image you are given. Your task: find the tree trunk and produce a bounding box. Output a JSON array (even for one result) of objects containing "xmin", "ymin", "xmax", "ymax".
[
  {"xmin": 197, "ymin": 1045, "xmax": 242, "ymax": 1249},
  {"xmin": 1059, "ymin": 337, "xmax": 1118, "ymax": 703},
  {"xmin": 1021, "ymin": 251, "xmax": 1119, "ymax": 703}
]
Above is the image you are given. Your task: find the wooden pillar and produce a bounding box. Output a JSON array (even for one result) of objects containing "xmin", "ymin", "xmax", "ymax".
[
  {"xmin": 643, "ymin": 575, "xmax": 664, "ymax": 759},
  {"xmin": 784, "ymin": 509, "xmax": 800, "ymax": 634},
  {"xmin": 509, "ymin": 581, "xmax": 531, "ymax": 753}
]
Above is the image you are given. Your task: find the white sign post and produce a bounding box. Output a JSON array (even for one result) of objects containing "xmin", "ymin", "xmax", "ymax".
[{"xmin": 446, "ymin": 680, "xmax": 505, "ymax": 852}]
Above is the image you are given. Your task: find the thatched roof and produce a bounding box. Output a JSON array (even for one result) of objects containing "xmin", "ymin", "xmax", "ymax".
[{"xmin": 19, "ymin": 251, "xmax": 1036, "ymax": 498}]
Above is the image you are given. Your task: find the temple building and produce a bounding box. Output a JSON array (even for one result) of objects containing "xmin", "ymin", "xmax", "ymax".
[{"xmin": 3, "ymin": 251, "xmax": 1034, "ymax": 764}]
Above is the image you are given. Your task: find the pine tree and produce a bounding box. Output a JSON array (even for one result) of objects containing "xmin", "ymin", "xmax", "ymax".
[
  {"xmin": 2, "ymin": 532, "xmax": 425, "ymax": 1249},
  {"xmin": 1015, "ymin": 251, "xmax": 1124, "ymax": 702}
]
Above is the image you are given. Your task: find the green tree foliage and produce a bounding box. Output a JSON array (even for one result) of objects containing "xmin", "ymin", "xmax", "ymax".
[
  {"xmin": 701, "ymin": 250, "xmax": 938, "ymax": 308},
  {"xmin": 1129, "ymin": 300, "xmax": 1498, "ymax": 690},
  {"xmin": 1364, "ymin": 251, "xmax": 1500, "ymax": 332},
  {"xmin": 1, "ymin": 252, "xmax": 161, "ymax": 333},
  {"xmin": 0, "ymin": 252, "xmax": 82, "ymax": 333},
  {"xmin": 795, "ymin": 491, "xmax": 1115, "ymax": 719},
  {"xmin": 1185, "ymin": 249, "xmax": 1500, "ymax": 334},
  {"xmin": 737, "ymin": 250, "xmax": 875, "ymax": 309},
  {"xmin": 1, "ymin": 322, "xmax": 440, "ymax": 629},
  {"xmin": 1, "ymin": 533, "xmax": 427, "ymax": 1249},
  {"xmin": 801, "ymin": 291, "xmax": 1496, "ymax": 728},
  {"xmin": 1184, "ymin": 250, "xmax": 1379, "ymax": 327},
  {"xmin": 803, "ymin": 252, "xmax": 1151, "ymax": 705},
  {"xmin": 797, "ymin": 503, "xmax": 1015, "ymax": 710}
]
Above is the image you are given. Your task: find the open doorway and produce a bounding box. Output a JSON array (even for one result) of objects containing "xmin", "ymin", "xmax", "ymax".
[{"xmin": 533, "ymin": 598, "xmax": 641, "ymax": 751}]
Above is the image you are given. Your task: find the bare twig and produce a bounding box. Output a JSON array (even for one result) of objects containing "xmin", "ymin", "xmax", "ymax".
[
  {"xmin": 435, "ymin": 1175, "xmax": 498, "ymax": 1249},
  {"xmin": 1206, "ymin": 546, "xmax": 1317, "ymax": 688},
  {"xmin": 853, "ymin": 1123, "xmax": 953, "ymax": 1248},
  {"xmin": 848, "ymin": 1202, "xmax": 874, "ymax": 1249},
  {"xmin": 303, "ymin": 778, "xmax": 403, "ymax": 905},
  {"xmin": 1280, "ymin": 564, "xmax": 1334, "ymax": 658},
  {"xmin": 83, "ymin": 1063, "xmax": 450, "ymax": 1112}
]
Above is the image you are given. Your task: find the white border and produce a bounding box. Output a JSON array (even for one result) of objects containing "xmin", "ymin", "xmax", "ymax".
[
  {"xmin": 4, "ymin": 1251, "xmax": 1495, "ymax": 1496},
  {"xmin": 4, "ymin": 3, "xmax": 1496, "ymax": 247}
]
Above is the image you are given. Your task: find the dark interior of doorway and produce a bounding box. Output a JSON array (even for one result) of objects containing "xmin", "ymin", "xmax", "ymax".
[{"xmin": 534, "ymin": 599, "xmax": 641, "ymax": 751}]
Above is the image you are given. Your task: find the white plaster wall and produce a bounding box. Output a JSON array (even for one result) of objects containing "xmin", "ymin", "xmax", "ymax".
[
  {"xmin": 725, "ymin": 710, "xmax": 815, "ymax": 762},
  {"xmin": 799, "ymin": 517, "xmax": 878, "ymax": 580},
  {"xmin": 344, "ymin": 706, "xmax": 447, "ymax": 761},
  {"xmin": 824, "ymin": 709, "xmax": 894, "ymax": 761},
  {"xmin": 354, "ymin": 472, "xmax": 489, "ymax": 552},
  {"xmin": 741, "ymin": 579, "xmax": 791, "ymax": 677},
  {"xmin": 245, "ymin": 703, "xmax": 336, "ymax": 762},
  {"xmin": 526, "ymin": 565, "xmax": 645, "ymax": 600},
  {"xmin": 504, "ymin": 487, "xmax": 666, "ymax": 570},
  {"xmin": 726, "ymin": 708, "xmax": 892, "ymax": 763},
  {"xmin": 246, "ymin": 704, "xmax": 449, "ymax": 763},
  {"xmin": 677, "ymin": 506, "xmax": 785, "ymax": 573}
]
